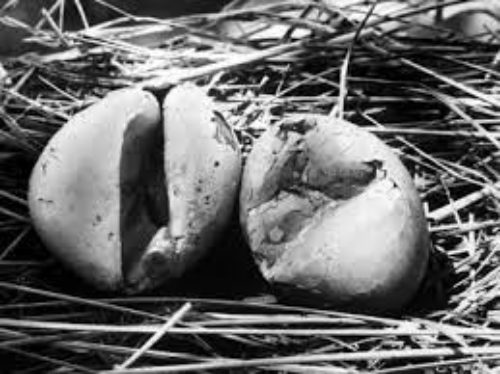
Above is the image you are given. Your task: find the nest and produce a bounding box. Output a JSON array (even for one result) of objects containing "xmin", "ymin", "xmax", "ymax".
[{"xmin": 0, "ymin": 0, "xmax": 499, "ymax": 372}]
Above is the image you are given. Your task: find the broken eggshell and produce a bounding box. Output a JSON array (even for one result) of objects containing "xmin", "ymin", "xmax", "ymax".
[
  {"xmin": 240, "ymin": 117, "xmax": 430, "ymax": 314},
  {"xmin": 28, "ymin": 84, "xmax": 241, "ymax": 292}
]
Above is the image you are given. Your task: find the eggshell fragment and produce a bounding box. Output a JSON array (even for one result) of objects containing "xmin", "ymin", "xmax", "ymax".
[
  {"xmin": 29, "ymin": 88, "xmax": 162, "ymax": 290},
  {"xmin": 240, "ymin": 117, "xmax": 430, "ymax": 313}
]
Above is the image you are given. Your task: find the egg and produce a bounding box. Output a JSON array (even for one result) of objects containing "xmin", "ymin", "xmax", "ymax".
[
  {"xmin": 240, "ymin": 116, "xmax": 430, "ymax": 314},
  {"xmin": 29, "ymin": 84, "xmax": 241, "ymax": 292}
]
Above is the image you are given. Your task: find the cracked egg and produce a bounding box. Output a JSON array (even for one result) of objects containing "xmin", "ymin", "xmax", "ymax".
[
  {"xmin": 240, "ymin": 116, "xmax": 430, "ymax": 314},
  {"xmin": 28, "ymin": 84, "xmax": 241, "ymax": 293}
]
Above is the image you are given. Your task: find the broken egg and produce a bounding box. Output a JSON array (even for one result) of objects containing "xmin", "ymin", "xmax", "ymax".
[
  {"xmin": 240, "ymin": 117, "xmax": 430, "ymax": 314},
  {"xmin": 28, "ymin": 84, "xmax": 241, "ymax": 292}
]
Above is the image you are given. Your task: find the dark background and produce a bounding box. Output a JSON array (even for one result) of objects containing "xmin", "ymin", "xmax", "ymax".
[{"xmin": 0, "ymin": 0, "xmax": 233, "ymax": 56}]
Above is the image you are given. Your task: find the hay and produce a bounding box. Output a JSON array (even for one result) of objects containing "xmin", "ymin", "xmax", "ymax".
[{"xmin": 0, "ymin": 0, "xmax": 499, "ymax": 372}]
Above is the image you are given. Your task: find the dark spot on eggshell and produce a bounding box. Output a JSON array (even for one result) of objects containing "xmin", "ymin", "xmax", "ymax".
[
  {"xmin": 46, "ymin": 148, "xmax": 60, "ymax": 162},
  {"xmin": 92, "ymin": 214, "xmax": 102, "ymax": 227},
  {"xmin": 37, "ymin": 197, "xmax": 54, "ymax": 204}
]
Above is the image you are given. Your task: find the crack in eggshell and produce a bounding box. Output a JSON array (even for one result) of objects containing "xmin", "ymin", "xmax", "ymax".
[
  {"xmin": 125, "ymin": 83, "xmax": 242, "ymax": 293},
  {"xmin": 262, "ymin": 178, "xmax": 425, "ymax": 311},
  {"xmin": 240, "ymin": 124, "xmax": 305, "ymax": 215},
  {"xmin": 244, "ymin": 118, "xmax": 383, "ymax": 270},
  {"xmin": 120, "ymin": 106, "xmax": 168, "ymax": 287}
]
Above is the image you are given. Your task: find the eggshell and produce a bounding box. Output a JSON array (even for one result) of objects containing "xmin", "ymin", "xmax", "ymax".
[
  {"xmin": 240, "ymin": 117, "xmax": 430, "ymax": 313},
  {"xmin": 29, "ymin": 88, "xmax": 162, "ymax": 290}
]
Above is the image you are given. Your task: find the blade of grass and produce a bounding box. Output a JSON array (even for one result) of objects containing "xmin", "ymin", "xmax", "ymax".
[
  {"xmin": 100, "ymin": 345, "xmax": 500, "ymax": 373},
  {"xmin": 115, "ymin": 303, "xmax": 192, "ymax": 369}
]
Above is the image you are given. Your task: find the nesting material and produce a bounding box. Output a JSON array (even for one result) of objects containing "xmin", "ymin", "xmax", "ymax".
[{"xmin": 1, "ymin": 0, "xmax": 499, "ymax": 372}]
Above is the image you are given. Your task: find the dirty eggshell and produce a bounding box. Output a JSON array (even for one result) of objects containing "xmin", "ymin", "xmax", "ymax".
[
  {"xmin": 29, "ymin": 88, "xmax": 162, "ymax": 291},
  {"xmin": 240, "ymin": 117, "xmax": 430, "ymax": 314}
]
